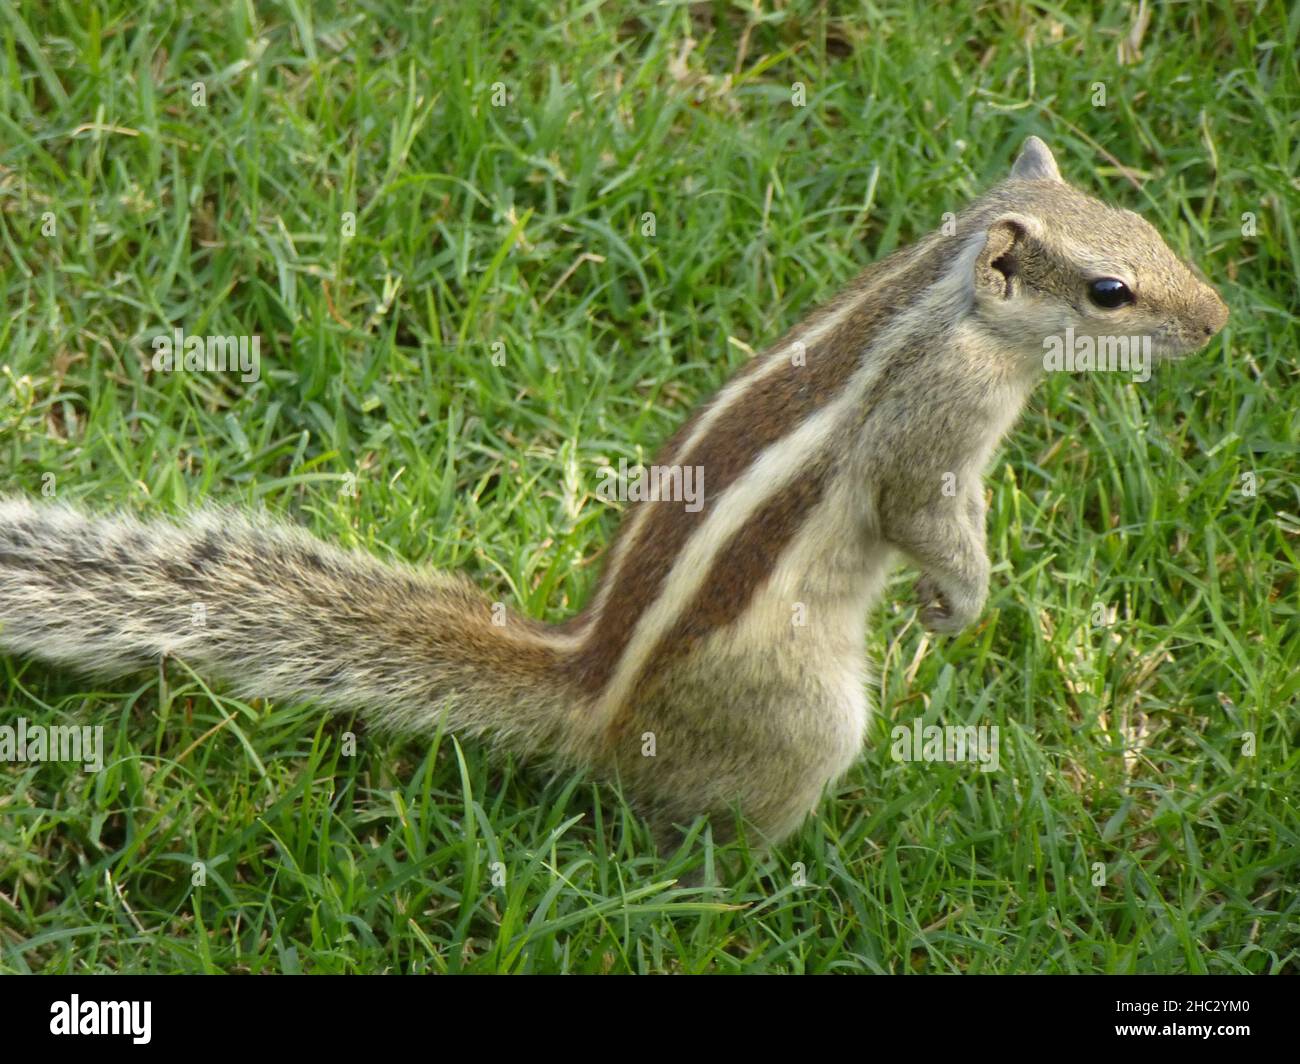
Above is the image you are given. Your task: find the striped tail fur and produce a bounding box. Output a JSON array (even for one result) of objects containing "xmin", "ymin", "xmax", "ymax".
[{"xmin": 0, "ymin": 497, "xmax": 594, "ymax": 763}]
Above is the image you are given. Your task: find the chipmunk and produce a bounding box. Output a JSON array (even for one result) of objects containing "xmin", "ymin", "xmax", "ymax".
[{"xmin": 0, "ymin": 137, "xmax": 1227, "ymax": 851}]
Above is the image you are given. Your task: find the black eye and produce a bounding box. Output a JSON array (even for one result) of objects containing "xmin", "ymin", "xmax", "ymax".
[{"xmin": 1088, "ymin": 277, "xmax": 1134, "ymax": 309}]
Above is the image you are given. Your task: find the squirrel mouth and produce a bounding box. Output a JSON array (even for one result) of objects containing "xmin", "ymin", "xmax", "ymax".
[{"xmin": 1150, "ymin": 330, "xmax": 1197, "ymax": 361}]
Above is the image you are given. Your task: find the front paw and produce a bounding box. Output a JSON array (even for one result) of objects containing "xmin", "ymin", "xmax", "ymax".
[{"xmin": 915, "ymin": 577, "xmax": 975, "ymax": 634}]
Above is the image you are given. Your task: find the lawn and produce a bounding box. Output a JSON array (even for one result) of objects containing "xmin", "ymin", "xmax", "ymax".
[{"xmin": 0, "ymin": 0, "xmax": 1296, "ymax": 973}]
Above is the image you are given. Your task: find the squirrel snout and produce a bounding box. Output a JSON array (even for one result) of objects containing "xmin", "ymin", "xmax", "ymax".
[{"xmin": 1200, "ymin": 289, "xmax": 1229, "ymax": 338}]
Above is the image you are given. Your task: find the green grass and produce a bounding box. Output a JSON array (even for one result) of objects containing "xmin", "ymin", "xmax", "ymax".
[{"xmin": 1, "ymin": 0, "xmax": 1297, "ymax": 974}]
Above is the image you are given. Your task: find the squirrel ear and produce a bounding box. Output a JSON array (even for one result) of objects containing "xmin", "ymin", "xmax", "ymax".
[
  {"xmin": 974, "ymin": 216, "xmax": 1032, "ymax": 299},
  {"xmin": 1010, "ymin": 136, "xmax": 1062, "ymax": 182}
]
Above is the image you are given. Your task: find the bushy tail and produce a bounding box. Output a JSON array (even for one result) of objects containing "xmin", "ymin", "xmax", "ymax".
[{"xmin": 0, "ymin": 497, "xmax": 593, "ymax": 761}]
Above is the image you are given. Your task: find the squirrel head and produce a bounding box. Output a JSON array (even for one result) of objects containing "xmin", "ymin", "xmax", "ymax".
[{"xmin": 965, "ymin": 136, "xmax": 1228, "ymax": 371}]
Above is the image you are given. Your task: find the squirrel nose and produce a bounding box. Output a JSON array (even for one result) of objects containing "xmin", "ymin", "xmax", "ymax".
[{"xmin": 1200, "ymin": 290, "xmax": 1229, "ymax": 338}]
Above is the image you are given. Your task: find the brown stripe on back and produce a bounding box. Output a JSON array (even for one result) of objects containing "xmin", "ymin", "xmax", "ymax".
[
  {"xmin": 604, "ymin": 452, "xmax": 832, "ymax": 742},
  {"xmin": 567, "ymin": 239, "xmax": 948, "ymax": 694}
]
